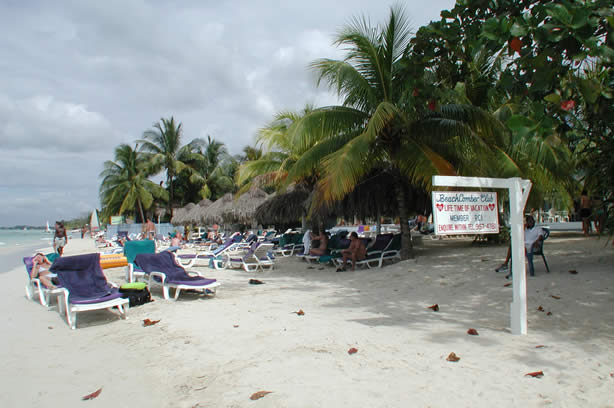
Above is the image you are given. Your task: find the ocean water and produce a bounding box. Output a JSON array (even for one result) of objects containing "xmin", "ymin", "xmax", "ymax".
[
  {"xmin": 0, "ymin": 229, "xmax": 54, "ymax": 248},
  {"xmin": 0, "ymin": 229, "xmax": 64, "ymax": 272}
]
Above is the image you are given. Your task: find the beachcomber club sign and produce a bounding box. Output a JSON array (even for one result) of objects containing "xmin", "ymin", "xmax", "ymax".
[{"xmin": 432, "ymin": 191, "xmax": 499, "ymax": 235}]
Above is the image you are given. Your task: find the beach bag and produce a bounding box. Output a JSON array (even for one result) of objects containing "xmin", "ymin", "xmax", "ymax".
[{"xmin": 119, "ymin": 282, "xmax": 151, "ymax": 307}]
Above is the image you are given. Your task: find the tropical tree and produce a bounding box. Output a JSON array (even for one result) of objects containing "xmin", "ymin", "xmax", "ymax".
[
  {"xmin": 138, "ymin": 117, "xmax": 204, "ymax": 219},
  {"xmin": 173, "ymin": 135, "xmax": 237, "ymax": 203},
  {"xmin": 285, "ymin": 5, "xmax": 506, "ymax": 258},
  {"xmin": 99, "ymin": 144, "xmax": 168, "ymax": 222},
  {"xmin": 237, "ymin": 106, "xmax": 319, "ymax": 193}
]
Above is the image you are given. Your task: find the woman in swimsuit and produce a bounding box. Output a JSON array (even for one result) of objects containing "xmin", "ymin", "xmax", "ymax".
[{"xmin": 31, "ymin": 253, "xmax": 57, "ymax": 288}]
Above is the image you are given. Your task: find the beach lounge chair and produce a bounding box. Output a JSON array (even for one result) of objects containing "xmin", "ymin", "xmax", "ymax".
[
  {"xmin": 124, "ymin": 239, "xmax": 156, "ymax": 282},
  {"xmin": 364, "ymin": 233, "xmax": 401, "ymax": 268},
  {"xmin": 23, "ymin": 253, "xmax": 63, "ymax": 307},
  {"xmin": 50, "ymin": 253, "xmax": 129, "ymax": 330},
  {"xmin": 224, "ymin": 242, "xmax": 275, "ymax": 271},
  {"xmin": 176, "ymin": 234, "xmax": 245, "ymax": 268},
  {"xmin": 134, "ymin": 251, "xmax": 220, "ymax": 300}
]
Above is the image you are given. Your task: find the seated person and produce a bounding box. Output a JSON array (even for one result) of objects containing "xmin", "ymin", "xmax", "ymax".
[
  {"xmin": 309, "ymin": 229, "xmax": 329, "ymax": 256},
  {"xmin": 337, "ymin": 232, "xmax": 367, "ymax": 272},
  {"xmin": 31, "ymin": 253, "xmax": 57, "ymax": 288},
  {"xmin": 495, "ymin": 215, "xmax": 544, "ymax": 277}
]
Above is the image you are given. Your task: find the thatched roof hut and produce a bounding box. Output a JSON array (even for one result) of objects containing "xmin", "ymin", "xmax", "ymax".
[
  {"xmin": 201, "ymin": 193, "xmax": 234, "ymax": 224},
  {"xmin": 171, "ymin": 202, "xmax": 196, "ymax": 225},
  {"xmin": 222, "ymin": 187, "xmax": 269, "ymax": 225},
  {"xmin": 181, "ymin": 198, "xmax": 213, "ymax": 225},
  {"xmin": 255, "ymin": 187, "xmax": 310, "ymax": 226}
]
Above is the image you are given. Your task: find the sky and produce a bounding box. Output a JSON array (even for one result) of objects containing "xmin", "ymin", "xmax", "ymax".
[{"xmin": 0, "ymin": 0, "xmax": 456, "ymax": 227}]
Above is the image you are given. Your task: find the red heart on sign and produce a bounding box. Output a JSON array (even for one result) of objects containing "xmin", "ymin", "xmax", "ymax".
[
  {"xmin": 488, "ymin": 203, "xmax": 495, "ymax": 211},
  {"xmin": 436, "ymin": 203, "xmax": 444, "ymax": 211}
]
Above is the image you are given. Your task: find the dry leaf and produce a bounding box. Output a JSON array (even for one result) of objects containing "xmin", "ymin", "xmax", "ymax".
[
  {"xmin": 525, "ymin": 371, "xmax": 544, "ymax": 378},
  {"xmin": 504, "ymin": 283, "xmax": 512, "ymax": 287},
  {"xmin": 348, "ymin": 347, "xmax": 358, "ymax": 355},
  {"xmin": 610, "ymin": 373, "xmax": 614, "ymax": 378},
  {"xmin": 293, "ymin": 309, "xmax": 305, "ymax": 316},
  {"xmin": 446, "ymin": 352, "xmax": 460, "ymax": 362},
  {"xmin": 551, "ymin": 295, "xmax": 561, "ymax": 300},
  {"xmin": 546, "ymin": 312, "xmax": 552, "ymax": 316},
  {"xmin": 569, "ymin": 270, "xmax": 578, "ymax": 274},
  {"xmin": 428, "ymin": 304, "xmax": 439, "ymax": 312},
  {"xmin": 48, "ymin": 326, "xmax": 53, "ymax": 329},
  {"xmin": 233, "ymin": 324, "xmax": 239, "ymax": 328},
  {"xmin": 535, "ymin": 345, "xmax": 546, "ymax": 348},
  {"xmin": 250, "ymin": 391, "xmax": 272, "ymax": 400},
  {"xmin": 467, "ymin": 328, "xmax": 479, "ymax": 336},
  {"xmin": 82, "ymin": 387, "xmax": 102, "ymax": 400},
  {"xmin": 537, "ymin": 306, "xmax": 544, "ymax": 312},
  {"xmin": 143, "ymin": 318, "xmax": 161, "ymax": 327}
]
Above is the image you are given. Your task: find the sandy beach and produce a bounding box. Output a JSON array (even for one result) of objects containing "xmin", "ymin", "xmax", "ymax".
[{"xmin": 1, "ymin": 233, "xmax": 613, "ymax": 407}]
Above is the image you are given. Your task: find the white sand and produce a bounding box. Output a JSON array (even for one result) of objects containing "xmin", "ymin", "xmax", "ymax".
[{"xmin": 1, "ymin": 233, "xmax": 613, "ymax": 407}]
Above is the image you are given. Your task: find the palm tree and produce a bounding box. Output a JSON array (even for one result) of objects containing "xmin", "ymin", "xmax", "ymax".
[
  {"xmin": 99, "ymin": 144, "xmax": 168, "ymax": 222},
  {"xmin": 138, "ymin": 117, "xmax": 204, "ymax": 219},
  {"xmin": 286, "ymin": 5, "xmax": 506, "ymax": 258}
]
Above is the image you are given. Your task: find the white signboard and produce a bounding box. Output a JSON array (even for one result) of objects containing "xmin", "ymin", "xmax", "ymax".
[{"xmin": 432, "ymin": 191, "xmax": 499, "ymax": 235}]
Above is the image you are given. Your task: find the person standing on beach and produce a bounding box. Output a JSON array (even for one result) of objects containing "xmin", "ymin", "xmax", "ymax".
[
  {"xmin": 53, "ymin": 221, "xmax": 67, "ymax": 255},
  {"xmin": 142, "ymin": 217, "xmax": 156, "ymax": 240},
  {"xmin": 580, "ymin": 190, "xmax": 592, "ymax": 236}
]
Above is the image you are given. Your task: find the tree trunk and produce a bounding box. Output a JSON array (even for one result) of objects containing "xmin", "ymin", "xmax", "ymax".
[
  {"xmin": 168, "ymin": 174, "xmax": 174, "ymax": 220},
  {"xmin": 395, "ymin": 182, "xmax": 413, "ymax": 259},
  {"xmin": 137, "ymin": 200, "xmax": 145, "ymax": 224},
  {"xmin": 301, "ymin": 213, "xmax": 306, "ymax": 230}
]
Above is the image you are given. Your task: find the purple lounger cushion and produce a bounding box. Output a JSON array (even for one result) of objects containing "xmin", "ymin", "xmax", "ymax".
[
  {"xmin": 135, "ymin": 252, "xmax": 217, "ymax": 285},
  {"xmin": 50, "ymin": 253, "xmax": 115, "ymax": 302}
]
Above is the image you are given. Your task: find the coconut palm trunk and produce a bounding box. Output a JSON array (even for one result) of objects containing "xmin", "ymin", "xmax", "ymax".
[{"xmin": 395, "ymin": 181, "xmax": 413, "ymax": 259}]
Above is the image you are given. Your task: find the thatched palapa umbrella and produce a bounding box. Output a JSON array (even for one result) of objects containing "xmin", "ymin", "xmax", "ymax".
[
  {"xmin": 171, "ymin": 202, "xmax": 196, "ymax": 225},
  {"xmin": 181, "ymin": 198, "xmax": 213, "ymax": 225},
  {"xmin": 222, "ymin": 187, "xmax": 269, "ymax": 226},
  {"xmin": 201, "ymin": 193, "xmax": 234, "ymax": 225},
  {"xmin": 255, "ymin": 186, "xmax": 310, "ymax": 226}
]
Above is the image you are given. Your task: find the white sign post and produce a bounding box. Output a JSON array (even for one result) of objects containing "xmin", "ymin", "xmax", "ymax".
[{"xmin": 432, "ymin": 176, "xmax": 531, "ymax": 335}]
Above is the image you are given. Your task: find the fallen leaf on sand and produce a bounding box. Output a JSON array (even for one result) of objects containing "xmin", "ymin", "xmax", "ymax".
[
  {"xmin": 293, "ymin": 309, "xmax": 305, "ymax": 316},
  {"xmin": 610, "ymin": 373, "xmax": 614, "ymax": 378},
  {"xmin": 535, "ymin": 345, "xmax": 546, "ymax": 348},
  {"xmin": 467, "ymin": 328, "xmax": 479, "ymax": 335},
  {"xmin": 537, "ymin": 306, "xmax": 544, "ymax": 312},
  {"xmin": 546, "ymin": 312, "xmax": 552, "ymax": 316},
  {"xmin": 48, "ymin": 326, "xmax": 53, "ymax": 329},
  {"xmin": 569, "ymin": 270, "xmax": 578, "ymax": 274},
  {"xmin": 504, "ymin": 283, "xmax": 512, "ymax": 287},
  {"xmin": 446, "ymin": 352, "xmax": 460, "ymax": 362},
  {"xmin": 428, "ymin": 304, "xmax": 439, "ymax": 312},
  {"xmin": 348, "ymin": 347, "xmax": 358, "ymax": 355},
  {"xmin": 82, "ymin": 387, "xmax": 102, "ymax": 400},
  {"xmin": 525, "ymin": 371, "xmax": 544, "ymax": 378},
  {"xmin": 143, "ymin": 319, "xmax": 160, "ymax": 327},
  {"xmin": 551, "ymin": 295, "xmax": 561, "ymax": 300},
  {"xmin": 249, "ymin": 279, "xmax": 264, "ymax": 285},
  {"xmin": 250, "ymin": 391, "xmax": 272, "ymax": 400},
  {"xmin": 233, "ymin": 324, "xmax": 239, "ymax": 328}
]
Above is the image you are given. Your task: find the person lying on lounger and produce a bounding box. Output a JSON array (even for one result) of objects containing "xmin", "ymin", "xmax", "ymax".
[
  {"xmin": 31, "ymin": 253, "xmax": 57, "ymax": 288},
  {"xmin": 337, "ymin": 232, "xmax": 367, "ymax": 272}
]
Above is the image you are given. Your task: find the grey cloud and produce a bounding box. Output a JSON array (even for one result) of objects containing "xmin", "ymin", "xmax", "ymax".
[{"xmin": 0, "ymin": 0, "xmax": 456, "ymax": 225}]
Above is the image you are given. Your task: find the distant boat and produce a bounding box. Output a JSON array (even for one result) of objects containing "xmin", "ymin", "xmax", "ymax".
[{"xmin": 46, "ymin": 221, "xmax": 51, "ymax": 233}]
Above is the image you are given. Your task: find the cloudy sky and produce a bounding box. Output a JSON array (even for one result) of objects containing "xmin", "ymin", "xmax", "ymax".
[{"xmin": 0, "ymin": 0, "xmax": 455, "ymax": 227}]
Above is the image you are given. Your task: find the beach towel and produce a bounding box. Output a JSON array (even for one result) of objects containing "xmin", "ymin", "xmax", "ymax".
[
  {"xmin": 134, "ymin": 251, "xmax": 217, "ymax": 285},
  {"xmin": 50, "ymin": 253, "xmax": 116, "ymax": 301}
]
